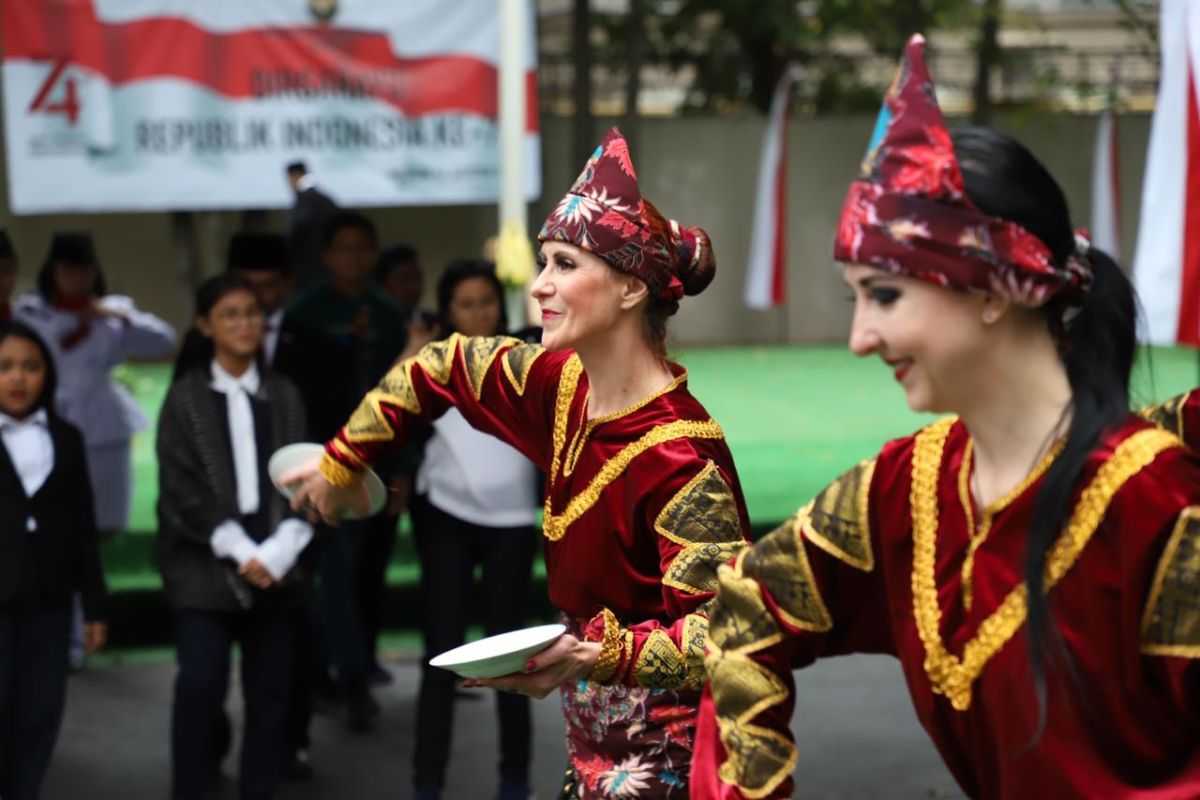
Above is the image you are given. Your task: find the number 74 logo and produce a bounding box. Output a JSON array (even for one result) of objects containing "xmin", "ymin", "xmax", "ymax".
[{"xmin": 28, "ymin": 60, "xmax": 80, "ymax": 125}]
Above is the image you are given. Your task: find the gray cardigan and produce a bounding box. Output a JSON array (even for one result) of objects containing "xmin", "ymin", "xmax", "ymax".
[{"xmin": 155, "ymin": 366, "xmax": 310, "ymax": 611}]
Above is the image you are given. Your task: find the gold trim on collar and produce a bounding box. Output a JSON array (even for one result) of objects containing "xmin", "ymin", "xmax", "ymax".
[
  {"xmin": 911, "ymin": 417, "xmax": 1180, "ymax": 711},
  {"xmin": 547, "ymin": 355, "xmax": 584, "ymax": 488},
  {"xmin": 560, "ymin": 368, "xmax": 690, "ymax": 479},
  {"xmin": 542, "ymin": 418, "xmax": 725, "ymax": 541},
  {"xmin": 956, "ymin": 436, "xmax": 1065, "ymax": 609}
]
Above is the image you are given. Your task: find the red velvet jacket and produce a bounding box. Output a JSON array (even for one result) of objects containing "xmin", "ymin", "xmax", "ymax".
[
  {"xmin": 694, "ymin": 414, "xmax": 1200, "ymax": 799},
  {"xmin": 322, "ymin": 334, "xmax": 751, "ymax": 688}
]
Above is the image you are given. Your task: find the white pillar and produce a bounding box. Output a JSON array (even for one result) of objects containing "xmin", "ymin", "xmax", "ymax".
[
  {"xmin": 499, "ymin": 0, "xmax": 526, "ymax": 233},
  {"xmin": 498, "ymin": 0, "xmax": 530, "ymax": 326}
]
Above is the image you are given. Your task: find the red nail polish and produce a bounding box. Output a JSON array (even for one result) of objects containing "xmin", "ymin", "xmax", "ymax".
[{"xmin": 525, "ymin": 660, "xmax": 536, "ymax": 672}]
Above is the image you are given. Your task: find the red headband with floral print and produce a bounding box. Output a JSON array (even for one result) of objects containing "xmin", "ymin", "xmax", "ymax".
[
  {"xmin": 834, "ymin": 35, "xmax": 1091, "ymax": 308},
  {"xmin": 538, "ymin": 127, "xmax": 689, "ymax": 309}
]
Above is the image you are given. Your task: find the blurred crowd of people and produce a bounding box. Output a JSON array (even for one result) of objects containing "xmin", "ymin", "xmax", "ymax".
[{"xmin": 0, "ymin": 163, "xmax": 542, "ymax": 800}]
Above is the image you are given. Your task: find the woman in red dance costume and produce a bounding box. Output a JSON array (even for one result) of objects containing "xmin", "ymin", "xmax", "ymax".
[
  {"xmin": 693, "ymin": 35, "xmax": 1200, "ymax": 800},
  {"xmin": 286, "ymin": 128, "xmax": 751, "ymax": 798}
]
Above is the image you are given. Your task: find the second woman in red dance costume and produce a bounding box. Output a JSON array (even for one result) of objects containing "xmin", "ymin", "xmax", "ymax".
[{"xmin": 694, "ymin": 36, "xmax": 1200, "ymax": 799}]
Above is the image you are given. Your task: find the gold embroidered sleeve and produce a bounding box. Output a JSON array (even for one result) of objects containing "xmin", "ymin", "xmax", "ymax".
[
  {"xmin": 609, "ymin": 461, "xmax": 750, "ymax": 692},
  {"xmin": 501, "ymin": 342, "xmax": 545, "ymax": 396},
  {"xmin": 800, "ymin": 458, "xmax": 876, "ymax": 571},
  {"xmin": 1142, "ymin": 506, "xmax": 1200, "ymax": 658},
  {"xmin": 705, "ymin": 549, "xmax": 797, "ymax": 799},
  {"xmin": 656, "ymin": 460, "xmax": 749, "ymax": 596},
  {"xmin": 322, "ymin": 334, "xmax": 549, "ymax": 481},
  {"xmin": 1138, "ymin": 391, "xmax": 1193, "ymax": 443}
]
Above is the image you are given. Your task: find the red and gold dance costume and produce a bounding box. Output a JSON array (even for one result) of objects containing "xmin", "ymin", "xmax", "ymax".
[
  {"xmin": 695, "ymin": 33, "xmax": 1200, "ymax": 800},
  {"xmin": 694, "ymin": 413, "xmax": 1200, "ymax": 799},
  {"xmin": 321, "ymin": 334, "xmax": 751, "ymax": 797}
]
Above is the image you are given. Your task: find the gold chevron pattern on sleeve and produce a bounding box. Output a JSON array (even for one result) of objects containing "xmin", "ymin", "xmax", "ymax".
[
  {"xmin": 1142, "ymin": 505, "xmax": 1200, "ymax": 658},
  {"xmin": 801, "ymin": 459, "xmax": 876, "ymax": 572},
  {"xmin": 344, "ymin": 362, "xmax": 421, "ymax": 443},
  {"xmin": 631, "ymin": 614, "xmax": 708, "ymax": 690},
  {"xmin": 742, "ymin": 515, "xmax": 834, "ymax": 633},
  {"xmin": 1138, "ymin": 391, "xmax": 1192, "ymax": 442},
  {"xmin": 656, "ymin": 460, "xmax": 748, "ymax": 595},
  {"xmin": 414, "ymin": 335, "xmax": 459, "ymax": 385},
  {"xmin": 462, "ymin": 336, "xmax": 516, "ymax": 400},
  {"xmin": 706, "ymin": 549, "xmax": 798, "ymax": 799},
  {"xmin": 501, "ymin": 342, "xmax": 545, "ymax": 396}
]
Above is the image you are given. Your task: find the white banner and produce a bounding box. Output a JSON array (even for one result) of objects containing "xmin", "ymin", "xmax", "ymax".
[{"xmin": 1, "ymin": 0, "xmax": 540, "ymax": 213}]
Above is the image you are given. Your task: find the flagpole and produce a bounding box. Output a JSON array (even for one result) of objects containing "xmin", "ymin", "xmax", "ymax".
[{"xmin": 499, "ymin": 0, "xmax": 529, "ymax": 327}]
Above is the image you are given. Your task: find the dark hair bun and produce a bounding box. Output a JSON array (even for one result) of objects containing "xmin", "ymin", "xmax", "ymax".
[{"xmin": 676, "ymin": 224, "xmax": 716, "ymax": 296}]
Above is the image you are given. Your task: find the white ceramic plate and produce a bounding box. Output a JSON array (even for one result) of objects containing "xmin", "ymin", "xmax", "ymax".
[
  {"xmin": 267, "ymin": 442, "xmax": 387, "ymax": 520},
  {"xmin": 429, "ymin": 623, "xmax": 567, "ymax": 680}
]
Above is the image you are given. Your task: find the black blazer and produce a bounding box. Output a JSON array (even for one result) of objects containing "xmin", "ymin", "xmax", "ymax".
[
  {"xmin": 272, "ymin": 313, "xmax": 347, "ymax": 442},
  {"xmin": 155, "ymin": 368, "xmax": 310, "ymax": 612},
  {"xmin": 0, "ymin": 416, "xmax": 107, "ymax": 619},
  {"xmin": 286, "ymin": 186, "xmax": 338, "ymax": 287}
]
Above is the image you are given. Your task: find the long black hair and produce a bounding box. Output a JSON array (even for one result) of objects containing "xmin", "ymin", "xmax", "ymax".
[
  {"xmin": 0, "ymin": 320, "xmax": 59, "ymax": 417},
  {"xmin": 952, "ymin": 127, "xmax": 1137, "ymax": 735},
  {"xmin": 171, "ymin": 274, "xmax": 262, "ymax": 383},
  {"xmin": 435, "ymin": 258, "xmax": 507, "ymax": 336}
]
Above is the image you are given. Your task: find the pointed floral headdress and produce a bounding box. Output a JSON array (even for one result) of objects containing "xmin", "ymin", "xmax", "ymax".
[
  {"xmin": 833, "ymin": 35, "xmax": 1091, "ymax": 308},
  {"xmin": 538, "ymin": 127, "xmax": 710, "ymax": 313}
]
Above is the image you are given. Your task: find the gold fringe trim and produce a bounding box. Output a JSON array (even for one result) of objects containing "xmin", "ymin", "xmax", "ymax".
[{"xmin": 586, "ymin": 608, "xmax": 623, "ymax": 683}]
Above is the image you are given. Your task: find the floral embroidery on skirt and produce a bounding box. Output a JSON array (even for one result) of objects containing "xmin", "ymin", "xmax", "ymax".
[{"xmin": 558, "ymin": 679, "xmax": 699, "ymax": 799}]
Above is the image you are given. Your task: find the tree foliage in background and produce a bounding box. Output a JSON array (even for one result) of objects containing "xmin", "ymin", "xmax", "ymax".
[{"xmin": 598, "ymin": 0, "xmax": 975, "ymax": 114}]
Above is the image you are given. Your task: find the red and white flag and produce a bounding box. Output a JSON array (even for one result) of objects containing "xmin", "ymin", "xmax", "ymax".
[
  {"xmin": 1091, "ymin": 107, "xmax": 1121, "ymax": 258},
  {"xmin": 744, "ymin": 65, "xmax": 794, "ymax": 310},
  {"xmin": 0, "ymin": 0, "xmax": 540, "ymax": 213},
  {"xmin": 1132, "ymin": 0, "xmax": 1200, "ymax": 346}
]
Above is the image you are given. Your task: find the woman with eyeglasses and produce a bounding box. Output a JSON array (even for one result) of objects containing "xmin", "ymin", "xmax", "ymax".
[{"xmin": 157, "ymin": 275, "xmax": 314, "ymax": 800}]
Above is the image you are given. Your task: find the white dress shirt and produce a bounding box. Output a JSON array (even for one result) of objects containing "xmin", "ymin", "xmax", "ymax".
[
  {"xmin": 0, "ymin": 409, "xmax": 54, "ymax": 532},
  {"xmin": 416, "ymin": 409, "xmax": 538, "ymax": 528},
  {"xmin": 207, "ymin": 360, "xmax": 313, "ymax": 580}
]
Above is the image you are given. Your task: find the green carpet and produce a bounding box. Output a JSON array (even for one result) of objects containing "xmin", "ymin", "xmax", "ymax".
[{"xmin": 111, "ymin": 345, "xmax": 1198, "ymax": 581}]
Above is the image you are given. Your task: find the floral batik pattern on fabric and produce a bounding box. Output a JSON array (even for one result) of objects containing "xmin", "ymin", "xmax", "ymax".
[
  {"xmin": 832, "ymin": 34, "xmax": 1092, "ymax": 309},
  {"xmin": 559, "ymin": 680, "xmax": 699, "ymax": 799},
  {"xmin": 538, "ymin": 127, "xmax": 683, "ymax": 305}
]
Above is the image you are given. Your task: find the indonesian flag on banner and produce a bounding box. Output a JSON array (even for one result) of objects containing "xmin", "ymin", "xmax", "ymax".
[
  {"xmin": 0, "ymin": 0, "xmax": 540, "ymax": 213},
  {"xmin": 744, "ymin": 65, "xmax": 794, "ymax": 310},
  {"xmin": 1132, "ymin": 0, "xmax": 1200, "ymax": 346},
  {"xmin": 1091, "ymin": 107, "xmax": 1121, "ymax": 257}
]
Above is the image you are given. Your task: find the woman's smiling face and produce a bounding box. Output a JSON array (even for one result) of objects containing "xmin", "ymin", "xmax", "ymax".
[{"xmin": 531, "ymin": 241, "xmax": 634, "ymax": 352}]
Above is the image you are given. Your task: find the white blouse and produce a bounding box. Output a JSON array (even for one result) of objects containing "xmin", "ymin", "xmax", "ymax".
[{"xmin": 417, "ymin": 408, "xmax": 538, "ymax": 528}]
